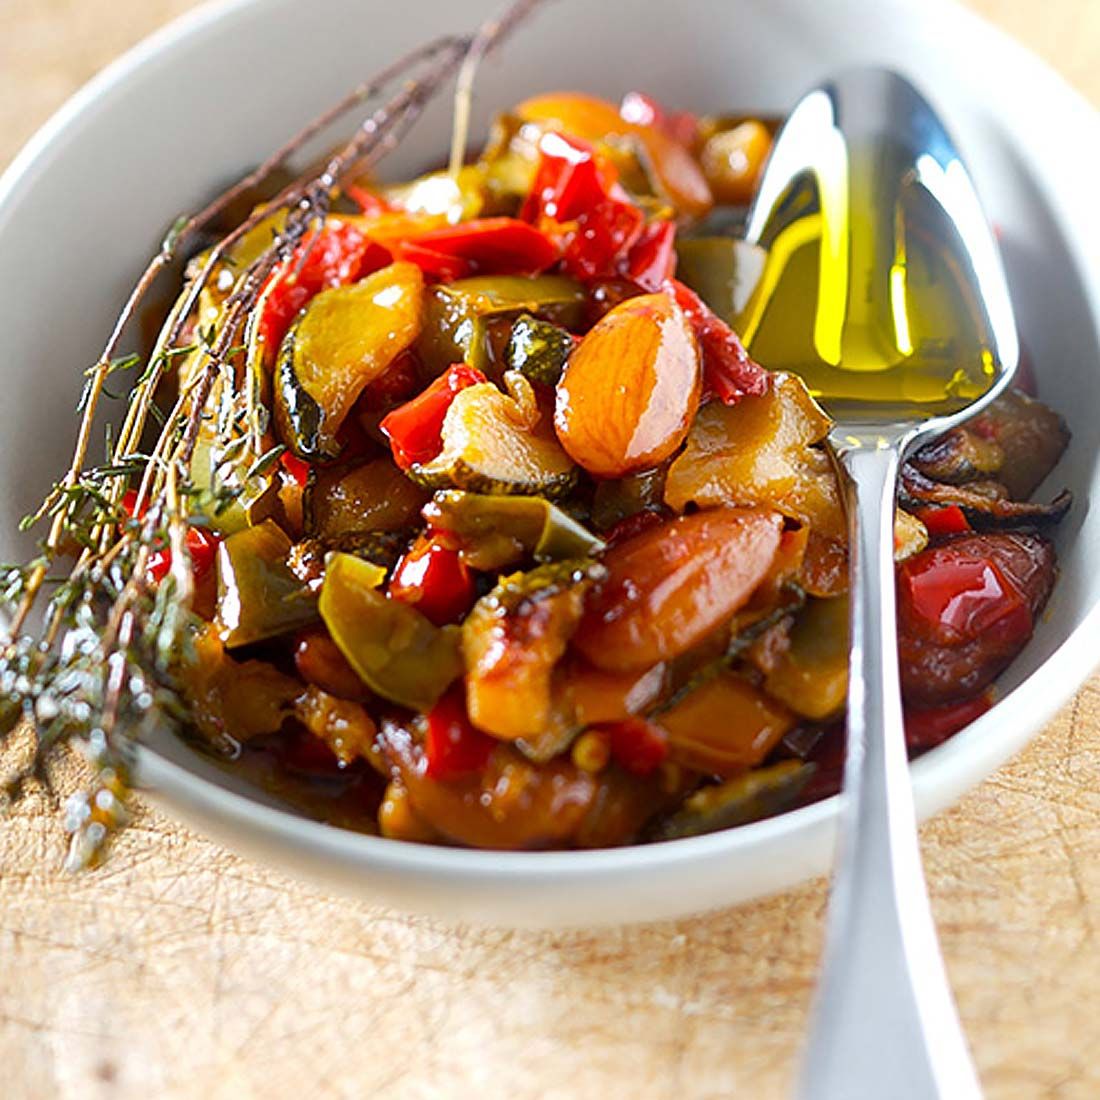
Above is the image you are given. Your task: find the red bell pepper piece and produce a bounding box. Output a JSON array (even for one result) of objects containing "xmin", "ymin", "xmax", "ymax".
[
  {"xmin": 424, "ymin": 687, "xmax": 496, "ymax": 781},
  {"xmin": 379, "ymin": 364, "xmax": 487, "ymax": 470},
  {"xmin": 397, "ymin": 218, "xmax": 559, "ymax": 279},
  {"xmin": 602, "ymin": 509, "xmax": 668, "ymax": 549},
  {"xmin": 521, "ymin": 131, "xmax": 620, "ymax": 224},
  {"xmin": 560, "ymin": 200, "xmax": 645, "ymax": 282},
  {"xmin": 596, "ymin": 718, "xmax": 669, "ymax": 777},
  {"xmin": 624, "ymin": 220, "xmax": 677, "ymax": 292},
  {"xmin": 916, "ymin": 504, "xmax": 971, "ymax": 537},
  {"xmin": 389, "ymin": 532, "xmax": 477, "ymax": 627},
  {"xmin": 256, "ymin": 221, "xmax": 391, "ymax": 353},
  {"xmin": 667, "ymin": 279, "xmax": 769, "ymax": 404},
  {"xmin": 520, "ymin": 131, "xmax": 662, "ymax": 285},
  {"xmin": 345, "ymin": 185, "xmax": 393, "ymax": 217},
  {"xmin": 619, "ymin": 91, "xmax": 698, "ymax": 148},
  {"xmin": 395, "ymin": 240, "xmax": 473, "ymax": 281},
  {"xmin": 356, "ymin": 350, "xmax": 422, "ymax": 411},
  {"xmin": 899, "ymin": 548, "xmax": 1032, "ymax": 645},
  {"xmin": 122, "ymin": 490, "xmax": 220, "ymax": 585},
  {"xmin": 280, "ymin": 452, "xmax": 311, "ymax": 488},
  {"xmin": 904, "ymin": 693, "xmax": 992, "ymax": 752}
]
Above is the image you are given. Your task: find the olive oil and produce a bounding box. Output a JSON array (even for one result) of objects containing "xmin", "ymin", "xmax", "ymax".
[{"xmin": 738, "ymin": 139, "xmax": 1003, "ymax": 422}]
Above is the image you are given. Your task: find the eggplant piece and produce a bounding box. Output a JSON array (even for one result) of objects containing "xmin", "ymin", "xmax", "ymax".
[
  {"xmin": 274, "ymin": 261, "xmax": 423, "ymax": 461},
  {"xmin": 649, "ymin": 761, "xmax": 814, "ymax": 841},
  {"xmin": 897, "ymin": 532, "xmax": 1056, "ymax": 707},
  {"xmin": 463, "ymin": 561, "xmax": 601, "ymax": 741},
  {"xmin": 504, "ymin": 313, "xmax": 574, "ymax": 385},
  {"xmin": 900, "ymin": 467, "xmax": 1071, "ymax": 531},
  {"xmin": 305, "ymin": 458, "xmax": 428, "ymax": 544},
  {"xmin": 318, "ymin": 552, "xmax": 462, "ymax": 711},
  {"xmin": 674, "ymin": 236, "xmax": 767, "ymax": 323},
  {"xmin": 910, "ymin": 388, "xmax": 1069, "ymax": 499},
  {"xmin": 423, "ymin": 490, "xmax": 603, "ymax": 571},
  {"xmin": 215, "ymin": 520, "xmax": 318, "ymax": 648},
  {"xmin": 410, "ymin": 374, "xmax": 576, "ymax": 497},
  {"xmin": 664, "ymin": 372, "xmax": 844, "ymax": 540},
  {"xmin": 416, "ymin": 274, "xmax": 586, "ymax": 376}
]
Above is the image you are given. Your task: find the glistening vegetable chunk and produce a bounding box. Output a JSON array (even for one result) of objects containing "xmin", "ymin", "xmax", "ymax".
[
  {"xmin": 897, "ymin": 533, "xmax": 1056, "ymax": 707},
  {"xmin": 318, "ymin": 552, "xmax": 462, "ymax": 710},
  {"xmin": 411, "ymin": 373, "xmax": 576, "ymax": 496},
  {"xmin": 275, "ymin": 261, "xmax": 423, "ymax": 460},
  {"xmin": 574, "ymin": 507, "xmax": 784, "ymax": 672}
]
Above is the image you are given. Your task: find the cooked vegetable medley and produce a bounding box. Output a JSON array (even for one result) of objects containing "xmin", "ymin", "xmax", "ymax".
[{"xmin": 162, "ymin": 88, "xmax": 1069, "ymax": 849}]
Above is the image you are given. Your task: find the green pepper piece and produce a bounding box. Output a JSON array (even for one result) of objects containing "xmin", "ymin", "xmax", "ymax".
[
  {"xmin": 505, "ymin": 314, "xmax": 574, "ymax": 385},
  {"xmin": 650, "ymin": 761, "xmax": 815, "ymax": 841},
  {"xmin": 215, "ymin": 520, "xmax": 318, "ymax": 648},
  {"xmin": 423, "ymin": 491, "xmax": 605, "ymax": 571},
  {"xmin": 674, "ymin": 237, "xmax": 767, "ymax": 325},
  {"xmin": 417, "ymin": 274, "xmax": 585, "ymax": 376},
  {"xmin": 318, "ymin": 552, "xmax": 462, "ymax": 711}
]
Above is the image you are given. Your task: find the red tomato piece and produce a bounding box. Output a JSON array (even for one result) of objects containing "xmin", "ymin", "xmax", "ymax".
[
  {"xmin": 667, "ymin": 279, "xmax": 769, "ymax": 404},
  {"xmin": 398, "ymin": 218, "xmax": 559, "ymax": 278},
  {"xmin": 917, "ymin": 504, "xmax": 971, "ymax": 537},
  {"xmin": 389, "ymin": 533, "xmax": 477, "ymax": 626},
  {"xmin": 899, "ymin": 548, "xmax": 1033, "ymax": 645},
  {"xmin": 904, "ymin": 693, "xmax": 992, "ymax": 752},
  {"xmin": 424, "ymin": 688, "xmax": 496, "ymax": 781},
  {"xmin": 379, "ymin": 364, "xmax": 487, "ymax": 471},
  {"xmin": 256, "ymin": 221, "xmax": 391, "ymax": 352},
  {"xmin": 596, "ymin": 718, "xmax": 669, "ymax": 777}
]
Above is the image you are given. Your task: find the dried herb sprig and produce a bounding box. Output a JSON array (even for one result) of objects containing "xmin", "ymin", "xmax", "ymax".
[{"xmin": 0, "ymin": 0, "xmax": 551, "ymax": 867}]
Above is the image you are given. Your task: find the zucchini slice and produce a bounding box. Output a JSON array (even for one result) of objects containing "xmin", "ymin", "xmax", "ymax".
[
  {"xmin": 417, "ymin": 274, "xmax": 585, "ymax": 376},
  {"xmin": 410, "ymin": 375, "xmax": 576, "ymax": 497},
  {"xmin": 274, "ymin": 261, "xmax": 423, "ymax": 461}
]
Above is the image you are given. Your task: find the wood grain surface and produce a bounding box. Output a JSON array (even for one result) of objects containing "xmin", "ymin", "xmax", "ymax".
[{"xmin": 2, "ymin": 2, "xmax": 1099, "ymax": 1098}]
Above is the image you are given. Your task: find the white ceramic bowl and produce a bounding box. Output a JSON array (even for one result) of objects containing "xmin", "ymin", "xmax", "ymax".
[{"xmin": 1, "ymin": 0, "xmax": 1098, "ymax": 927}]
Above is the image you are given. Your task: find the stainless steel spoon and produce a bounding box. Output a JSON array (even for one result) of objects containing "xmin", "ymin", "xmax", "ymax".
[{"xmin": 738, "ymin": 69, "xmax": 1017, "ymax": 1099}]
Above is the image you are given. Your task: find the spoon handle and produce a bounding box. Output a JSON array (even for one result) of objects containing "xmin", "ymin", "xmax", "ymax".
[{"xmin": 796, "ymin": 433, "xmax": 983, "ymax": 1100}]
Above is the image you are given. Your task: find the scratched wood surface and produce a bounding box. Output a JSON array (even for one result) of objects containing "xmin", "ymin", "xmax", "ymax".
[{"xmin": 1, "ymin": 2, "xmax": 1099, "ymax": 1098}]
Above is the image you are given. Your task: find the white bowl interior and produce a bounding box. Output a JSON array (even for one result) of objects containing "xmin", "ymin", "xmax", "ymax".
[{"xmin": 0, "ymin": 0, "xmax": 1097, "ymax": 925}]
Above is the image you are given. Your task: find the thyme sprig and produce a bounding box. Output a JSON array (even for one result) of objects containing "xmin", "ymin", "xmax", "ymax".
[{"xmin": 0, "ymin": 0, "xmax": 551, "ymax": 867}]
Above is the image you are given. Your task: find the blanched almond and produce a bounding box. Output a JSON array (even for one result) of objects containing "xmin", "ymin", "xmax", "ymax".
[{"xmin": 555, "ymin": 292, "xmax": 701, "ymax": 478}]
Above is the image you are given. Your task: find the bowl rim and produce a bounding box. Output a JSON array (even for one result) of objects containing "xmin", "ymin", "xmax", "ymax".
[{"xmin": 3, "ymin": 0, "xmax": 1100, "ymax": 889}]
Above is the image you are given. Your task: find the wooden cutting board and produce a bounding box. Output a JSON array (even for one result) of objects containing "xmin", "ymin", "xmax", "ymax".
[{"xmin": 2, "ymin": 3, "xmax": 1099, "ymax": 1097}]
